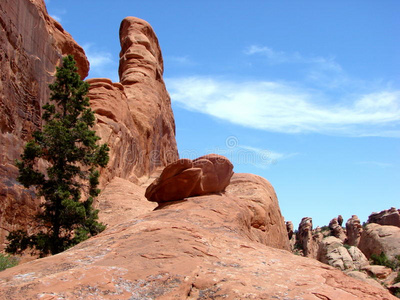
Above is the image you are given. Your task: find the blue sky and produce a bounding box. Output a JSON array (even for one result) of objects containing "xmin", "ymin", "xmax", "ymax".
[{"xmin": 44, "ymin": 0, "xmax": 399, "ymax": 228}]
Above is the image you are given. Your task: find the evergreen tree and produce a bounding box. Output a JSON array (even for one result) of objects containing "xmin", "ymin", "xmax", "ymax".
[{"xmin": 6, "ymin": 55, "xmax": 109, "ymax": 256}]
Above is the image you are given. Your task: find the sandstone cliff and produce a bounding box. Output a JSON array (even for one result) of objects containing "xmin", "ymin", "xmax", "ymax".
[
  {"xmin": 0, "ymin": 1, "xmax": 178, "ymax": 248},
  {"xmin": 0, "ymin": 0, "xmax": 89, "ymax": 248}
]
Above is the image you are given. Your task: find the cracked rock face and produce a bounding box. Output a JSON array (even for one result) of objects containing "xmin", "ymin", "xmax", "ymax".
[{"xmin": 0, "ymin": 174, "xmax": 395, "ymax": 299}]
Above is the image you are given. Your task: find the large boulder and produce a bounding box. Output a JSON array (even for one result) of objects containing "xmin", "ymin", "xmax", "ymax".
[
  {"xmin": 358, "ymin": 223, "xmax": 400, "ymax": 260},
  {"xmin": 346, "ymin": 215, "xmax": 363, "ymax": 247},
  {"xmin": 0, "ymin": 174, "xmax": 395, "ymax": 300},
  {"xmin": 368, "ymin": 207, "xmax": 400, "ymax": 228},
  {"xmin": 145, "ymin": 155, "xmax": 234, "ymax": 203},
  {"xmin": 317, "ymin": 236, "xmax": 354, "ymax": 271},
  {"xmin": 317, "ymin": 236, "xmax": 369, "ymax": 271}
]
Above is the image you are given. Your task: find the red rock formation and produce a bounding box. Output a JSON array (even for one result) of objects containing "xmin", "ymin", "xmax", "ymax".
[
  {"xmin": 0, "ymin": 4, "xmax": 178, "ymax": 248},
  {"xmin": 0, "ymin": 0, "xmax": 89, "ymax": 249},
  {"xmin": 368, "ymin": 207, "xmax": 400, "ymax": 228},
  {"xmin": 346, "ymin": 215, "xmax": 363, "ymax": 247},
  {"xmin": 88, "ymin": 17, "xmax": 178, "ymax": 184},
  {"xmin": 145, "ymin": 155, "xmax": 233, "ymax": 203},
  {"xmin": 329, "ymin": 217, "xmax": 347, "ymax": 242},
  {"xmin": 0, "ymin": 174, "xmax": 395, "ymax": 300},
  {"xmin": 358, "ymin": 223, "xmax": 400, "ymax": 260}
]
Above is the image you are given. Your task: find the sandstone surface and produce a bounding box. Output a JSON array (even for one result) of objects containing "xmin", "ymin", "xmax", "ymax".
[
  {"xmin": 0, "ymin": 0, "xmax": 89, "ymax": 248},
  {"xmin": 0, "ymin": 174, "xmax": 395, "ymax": 300},
  {"xmin": 368, "ymin": 207, "xmax": 400, "ymax": 228},
  {"xmin": 145, "ymin": 155, "xmax": 234, "ymax": 203},
  {"xmin": 358, "ymin": 223, "xmax": 400, "ymax": 260},
  {"xmin": 346, "ymin": 271, "xmax": 385, "ymax": 290},
  {"xmin": 346, "ymin": 215, "xmax": 363, "ymax": 247},
  {"xmin": 362, "ymin": 265, "xmax": 393, "ymax": 280}
]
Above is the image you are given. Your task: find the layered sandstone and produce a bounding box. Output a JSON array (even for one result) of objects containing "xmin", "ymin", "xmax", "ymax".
[
  {"xmin": 0, "ymin": 174, "xmax": 395, "ymax": 300},
  {"xmin": 0, "ymin": 0, "xmax": 89, "ymax": 248},
  {"xmin": 368, "ymin": 207, "xmax": 400, "ymax": 228}
]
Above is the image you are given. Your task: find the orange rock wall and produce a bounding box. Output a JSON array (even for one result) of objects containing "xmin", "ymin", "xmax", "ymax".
[
  {"xmin": 0, "ymin": 0, "xmax": 88, "ymax": 248},
  {"xmin": 0, "ymin": 2, "xmax": 178, "ymax": 248}
]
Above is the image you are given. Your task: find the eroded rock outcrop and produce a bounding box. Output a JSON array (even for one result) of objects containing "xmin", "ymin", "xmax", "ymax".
[
  {"xmin": 0, "ymin": 174, "xmax": 395, "ymax": 300},
  {"xmin": 286, "ymin": 221, "xmax": 296, "ymax": 250},
  {"xmin": 145, "ymin": 155, "xmax": 234, "ymax": 203},
  {"xmin": 368, "ymin": 207, "xmax": 400, "ymax": 228},
  {"xmin": 317, "ymin": 236, "xmax": 369, "ymax": 271},
  {"xmin": 88, "ymin": 16, "xmax": 178, "ymax": 185},
  {"xmin": 0, "ymin": 0, "xmax": 89, "ymax": 248},
  {"xmin": 358, "ymin": 223, "xmax": 400, "ymax": 260},
  {"xmin": 296, "ymin": 217, "xmax": 321, "ymax": 258},
  {"xmin": 329, "ymin": 217, "xmax": 347, "ymax": 242},
  {"xmin": 346, "ymin": 215, "xmax": 363, "ymax": 247}
]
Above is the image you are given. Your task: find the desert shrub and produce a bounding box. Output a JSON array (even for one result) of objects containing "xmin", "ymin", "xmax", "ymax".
[
  {"xmin": 0, "ymin": 253, "xmax": 18, "ymax": 271},
  {"xmin": 370, "ymin": 252, "xmax": 399, "ymax": 270}
]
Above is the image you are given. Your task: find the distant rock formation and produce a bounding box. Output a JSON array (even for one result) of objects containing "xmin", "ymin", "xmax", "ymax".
[
  {"xmin": 329, "ymin": 217, "xmax": 347, "ymax": 242},
  {"xmin": 368, "ymin": 207, "xmax": 400, "ymax": 228},
  {"xmin": 317, "ymin": 236, "xmax": 368, "ymax": 271},
  {"xmin": 145, "ymin": 155, "xmax": 233, "ymax": 203},
  {"xmin": 286, "ymin": 221, "xmax": 296, "ymax": 250},
  {"xmin": 0, "ymin": 174, "xmax": 393, "ymax": 300},
  {"xmin": 346, "ymin": 215, "xmax": 363, "ymax": 247},
  {"xmin": 358, "ymin": 223, "xmax": 400, "ymax": 260},
  {"xmin": 296, "ymin": 217, "xmax": 322, "ymax": 258}
]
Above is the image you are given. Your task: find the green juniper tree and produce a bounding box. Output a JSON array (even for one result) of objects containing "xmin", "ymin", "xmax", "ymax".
[{"xmin": 6, "ymin": 55, "xmax": 109, "ymax": 256}]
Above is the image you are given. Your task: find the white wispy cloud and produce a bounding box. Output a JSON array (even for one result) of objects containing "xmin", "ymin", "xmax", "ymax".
[
  {"xmin": 357, "ymin": 161, "xmax": 393, "ymax": 168},
  {"xmin": 167, "ymin": 76, "xmax": 400, "ymax": 137},
  {"xmin": 51, "ymin": 14, "xmax": 62, "ymax": 22},
  {"xmin": 167, "ymin": 55, "xmax": 196, "ymax": 66},
  {"xmin": 244, "ymin": 45, "xmax": 342, "ymax": 71},
  {"xmin": 82, "ymin": 44, "xmax": 118, "ymax": 81}
]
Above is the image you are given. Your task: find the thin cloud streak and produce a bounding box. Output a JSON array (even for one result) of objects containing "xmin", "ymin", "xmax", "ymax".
[
  {"xmin": 357, "ymin": 161, "xmax": 393, "ymax": 168},
  {"xmin": 244, "ymin": 45, "xmax": 342, "ymax": 71},
  {"xmin": 167, "ymin": 76, "xmax": 400, "ymax": 137}
]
